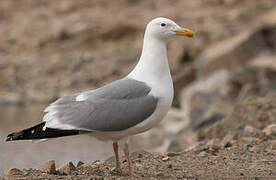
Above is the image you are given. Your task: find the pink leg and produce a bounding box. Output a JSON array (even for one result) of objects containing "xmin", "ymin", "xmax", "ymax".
[
  {"xmin": 112, "ymin": 142, "xmax": 121, "ymax": 173},
  {"xmin": 123, "ymin": 143, "xmax": 132, "ymax": 176}
]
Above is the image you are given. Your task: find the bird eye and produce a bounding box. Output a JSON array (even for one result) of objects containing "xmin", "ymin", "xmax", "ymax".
[{"xmin": 161, "ymin": 23, "xmax": 166, "ymax": 27}]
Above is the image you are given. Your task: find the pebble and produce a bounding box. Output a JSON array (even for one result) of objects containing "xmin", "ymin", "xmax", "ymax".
[
  {"xmin": 224, "ymin": 141, "xmax": 232, "ymax": 148},
  {"xmin": 138, "ymin": 153, "xmax": 143, "ymax": 158},
  {"xmin": 271, "ymin": 140, "xmax": 276, "ymax": 150},
  {"xmin": 77, "ymin": 161, "xmax": 85, "ymax": 167},
  {"xmin": 263, "ymin": 124, "xmax": 276, "ymax": 137},
  {"xmin": 221, "ymin": 133, "xmax": 235, "ymax": 148},
  {"xmin": 135, "ymin": 162, "xmax": 143, "ymax": 168},
  {"xmin": 167, "ymin": 152, "xmax": 181, "ymax": 157},
  {"xmin": 57, "ymin": 161, "xmax": 76, "ymax": 175},
  {"xmin": 243, "ymin": 125, "xmax": 263, "ymax": 138},
  {"xmin": 162, "ymin": 155, "xmax": 169, "ymax": 161},
  {"xmin": 40, "ymin": 160, "xmax": 56, "ymax": 174},
  {"xmin": 5, "ymin": 168, "xmax": 23, "ymax": 176},
  {"xmin": 155, "ymin": 172, "xmax": 164, "ymax": 176},
  {"xmin": 206, "ymin": 138, "xmax": 220, "ymax": 150},
  {"xmin": 197, "ymin": 151, "xmax": 208, "ymax": 157}
]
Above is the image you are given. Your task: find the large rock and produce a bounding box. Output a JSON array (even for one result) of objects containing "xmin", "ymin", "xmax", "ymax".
[
  {"xmin": 4, "ymin": 168, "xmax": 23, "ymax": 176},
  {"xmin": 179, "ymin": 51, "xmax": 276, "ymax": 131},
  {"xmin": 180, "ymin": 70, "xmax": 234, "ymax": 129},
  {"xmin": 201, "ymin": 91, "xmax": 276, "ymax": 140},
  {"xmin": 57, "ymin": 161, "xmax": 76, "ymax": 175},
  {"xmin": 40, "ymin": 160, "xmax": 56, "ymax": 174}
]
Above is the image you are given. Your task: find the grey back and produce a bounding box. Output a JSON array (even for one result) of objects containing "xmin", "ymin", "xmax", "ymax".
[{"xmin": 44, "ymin": 78, "xmax": 158, "ymax": 131}]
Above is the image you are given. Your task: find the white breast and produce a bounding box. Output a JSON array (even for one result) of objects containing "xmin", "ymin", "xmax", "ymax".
[{"xmin": 92, "ymin": 25, "xmax": 174, "ymax": 141}]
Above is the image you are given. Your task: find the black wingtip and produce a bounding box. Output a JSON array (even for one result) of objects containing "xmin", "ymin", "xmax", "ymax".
[
  {"xmin": 6, "ymin": 131, "xmax": 23, "ymax": 142},
  {"xmin": 6, "ymin": 135, "xmax": 12, "ymax": 141},
  {"xmin": 6, "ymin": 122, "xmax": 86, "ymax": 141}
]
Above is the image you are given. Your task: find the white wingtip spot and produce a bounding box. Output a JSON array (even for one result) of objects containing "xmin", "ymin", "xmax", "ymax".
[
  {"xmin": 42, "ymin": 125, "xmax": 46, "ymax": 131},
  {"xmin": 31, "ymin": 130, "xmax": 35, "ymax": 134}
]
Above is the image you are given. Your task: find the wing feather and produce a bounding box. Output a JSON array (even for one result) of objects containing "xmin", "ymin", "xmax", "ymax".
[{"xmin": 43, "ymin": 78, "xmax": 158, "ymax": 131}]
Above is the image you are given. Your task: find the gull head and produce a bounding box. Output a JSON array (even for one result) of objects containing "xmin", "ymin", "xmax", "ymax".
[{"xmin": 145, "ymin": 17, "xmax": 194, "ymax": 41}]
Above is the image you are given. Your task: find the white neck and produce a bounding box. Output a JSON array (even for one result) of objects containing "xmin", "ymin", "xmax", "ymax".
[{"xmin": 127, "ymin": 32, "xmax": 171, "ymax": 84}]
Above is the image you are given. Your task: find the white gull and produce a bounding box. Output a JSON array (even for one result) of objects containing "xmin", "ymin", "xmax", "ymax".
[{"xmin": 6, "ymin": 17, "xmax": 194, "ymax": 176}]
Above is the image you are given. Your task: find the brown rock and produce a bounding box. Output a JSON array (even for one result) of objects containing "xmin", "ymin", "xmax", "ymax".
[
  {"xmin": 249, "ymin": 55, "xmax": 276, "ymax": 71},
  {"xmin": 167, "ymin": 152, "xmax": 181, "ymax": 157},
  {"xmin": 263, "ymin": 124, "xmax": 276, "ymax": 137},
  {"xmin": 77, "ymin": 161, "xmax": 85, "ymax": 167},
  {"xmin": 242, "ymin": 125, "xmax": 263, "ymax": 138},
  {"xmin": 57, "ymin": 161, "xmax": 76, "ymax": 175},
  {"xmin": 162, "ymin": 156, "xmax": 169, "ymax": 161},
  {"xmin": 270, "ymin": 140, "xmax": 276, "ymax": 150},
  {"xmin": 40, "ymin": 160, "xmax": 56, "ymax": 174},
  {"xmin": 221, "ymin": 132, "xmax": 235, "ymax": 148},
  {"xmin": 197, "ymin": 151, "xmax": 208, "ymax": 157},
  {"xmin": 180, "ymin": 70, "xmax": 233, "ymax": 129},
  {"xmin": 5, "ymin": 168, "xmax": 23, "ymax": 176},
  {"xmin": 206, "ymin": 138, "xmax": 221, "ymax": 149},
  {"xmin": 203, "ymin": 91, "xmax": 276, "ymax": 140},
  {"xmin": 238, "ymin": 137, "xmax": 260, "ymax": 144}
]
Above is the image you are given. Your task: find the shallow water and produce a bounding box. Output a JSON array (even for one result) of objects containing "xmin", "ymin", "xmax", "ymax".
[{"xmin": 0, "ymin": 105, "xmax": 117, "ymax": 175}]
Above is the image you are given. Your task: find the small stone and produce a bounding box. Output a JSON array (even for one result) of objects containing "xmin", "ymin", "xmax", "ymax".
[
  {"xmin": 221, "ymin": 133, "xmax": 234, "ymax": 146},
  {"xmin": 57, "ymin": 162, "xmax": 76, "ymax": 175},
  {"xmin": 271, "ymin": 140, "xmax": 276, "ymax": 150},
  {"xmin": 5, "ymin": 168, "xmax": 23, "ymax": 176},
  {"xmin": 77, "ymin": 161, "xmax": 85, "ymax": 167},
  {"xmin": 263, "ymin": 124, "xmax": 276, "ymax": 137},
  {"xmin": 40, "ymin": 160, "xmax": 56, "ymax": 174},
  {"xmin": 138, "ymin": 153, "xmax": 143, "ymax": 158},
  {"xmin": 155, "ymin": 172, "xmax": 164, "ymax": 176},
  {"xmin": 242, "ymin": 143, "xmax": 253, "ymax": 150},
  {"xmin": 239, "ymin": 137, "xmax": 259, "ymax": 144},
  {"xmin": 224, "ymin": 142, "xmax": 232, "ymax": 148},
  {"xmin": 135, "ymin": 163, "xmax": 143, "ymax": 168},
  {"xmin": 167, "ymin": 152, "xmax": 181, "ymax": 157},
  {"xmin": 94, "ymin": 160, "xmax": 102, "ymax": 165},
  {"xmin": 197, "ymin": 151, "xmax": 208, "ymax": 157},
  {"xmin": 243, "ymin": 125, "xmax": 263, "ymax": 138},
  {"xmin": 162, "ymin": 155, "xmax": 169, "ymax": 161},
  {"xmin": 206, "ymin": 138, "xmax": 221, "ymax": 150},
  {"xmin": 244, "ymin": 125, "xmax": 255, "ymax": 134},
  {"xmin": 173, "ymin": 166, "xmax": 183, "ymax": 171}
]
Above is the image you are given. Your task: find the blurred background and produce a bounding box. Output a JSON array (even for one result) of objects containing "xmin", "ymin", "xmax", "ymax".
[{"xmin": 0, "ymin": 0, "xmax": 276, "ymax": 175}]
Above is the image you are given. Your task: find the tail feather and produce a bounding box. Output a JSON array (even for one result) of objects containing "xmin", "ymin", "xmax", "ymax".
[{"xmin": 6, "ymin": 122, "xmax": 87, "ymax": 141}]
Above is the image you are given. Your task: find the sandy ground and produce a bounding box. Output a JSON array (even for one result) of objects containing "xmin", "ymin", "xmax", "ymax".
[{"xmin": 3, "ymin": 130, "xmax": 276, "ymax": 179}]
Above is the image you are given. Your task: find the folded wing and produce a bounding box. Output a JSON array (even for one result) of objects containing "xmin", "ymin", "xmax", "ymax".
[{"xmin": 43, "ymin": 78, "xmax": 158, "ymax": 131}]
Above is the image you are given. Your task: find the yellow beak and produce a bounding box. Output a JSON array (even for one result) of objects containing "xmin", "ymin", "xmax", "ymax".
[{"xmin": 174, "ymin": 27, "xmax": 194, "ymax": 37}]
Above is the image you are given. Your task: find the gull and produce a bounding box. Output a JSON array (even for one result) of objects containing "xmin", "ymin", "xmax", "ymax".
[{"xmin": 6, "ymin": 17, "xmax": 194, "ymax": 176}]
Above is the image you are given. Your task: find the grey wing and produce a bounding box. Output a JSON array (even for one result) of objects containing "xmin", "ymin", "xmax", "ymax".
[{"xmin": 43, "ymin": 78, "xmax": 158, "ymax": 131}]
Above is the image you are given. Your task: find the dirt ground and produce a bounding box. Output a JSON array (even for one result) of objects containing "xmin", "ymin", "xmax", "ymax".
[{"xmin": 3, "ymin": 129, "xmax": 276, "ymax": 179}]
